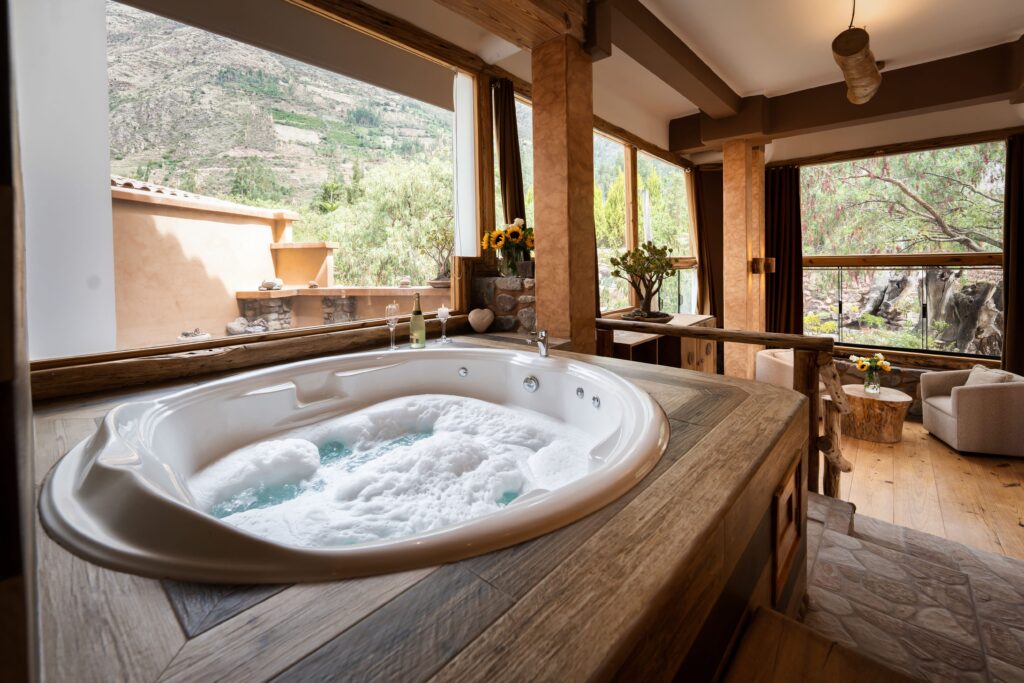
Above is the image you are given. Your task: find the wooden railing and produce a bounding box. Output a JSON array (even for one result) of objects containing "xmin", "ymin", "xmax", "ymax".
[{"xmin": 596, "ymin": 319, "xmax": 852, "ymax": 496}]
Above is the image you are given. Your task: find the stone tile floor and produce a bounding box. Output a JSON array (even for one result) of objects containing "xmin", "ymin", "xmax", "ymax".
[{"xmin": 803, "ymin": 493, "xmax": 1024, "ymax": 682}]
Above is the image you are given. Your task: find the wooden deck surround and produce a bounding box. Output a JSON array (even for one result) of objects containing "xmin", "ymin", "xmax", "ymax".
[{"xmin": 30, "ymin": 336, "xmax": 807, "ymax": 681}]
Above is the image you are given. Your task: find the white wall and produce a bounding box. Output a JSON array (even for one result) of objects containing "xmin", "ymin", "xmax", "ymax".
[{"xmin": 12, "ymin": 0, "xmax": 117, "ymax": 359}]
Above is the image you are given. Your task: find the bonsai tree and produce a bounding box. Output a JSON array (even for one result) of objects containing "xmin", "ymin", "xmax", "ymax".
[
  {"xmin": 421, "ymin": 222, "xmax": 455, "ymax": 280},
  {"xmin": 610, "ymin": 241, "xmax": 674, "ymax": 317}
]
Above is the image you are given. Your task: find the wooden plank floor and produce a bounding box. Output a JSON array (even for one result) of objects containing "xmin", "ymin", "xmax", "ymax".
[{"xmin": 823, "ymin": 421, "xmax": 1024, "ymax": 561}]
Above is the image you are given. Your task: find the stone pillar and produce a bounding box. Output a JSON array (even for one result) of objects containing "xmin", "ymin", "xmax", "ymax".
[
  {"xmin": 722, "ymin": 140, "xmax": 766, "ymax": 378},
  {"xmin": 532, "ymin": 35, "xmax": 597, "ymax": 354}
]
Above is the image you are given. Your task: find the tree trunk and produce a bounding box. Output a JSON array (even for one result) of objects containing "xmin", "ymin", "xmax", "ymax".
[{"xmin": 640, "ymin": 291, "xmax": 655, "ymax": 314}]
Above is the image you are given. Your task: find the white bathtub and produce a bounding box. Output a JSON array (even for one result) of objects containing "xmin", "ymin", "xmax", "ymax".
[{"xmin": 41, "ymin": 347, "xmax": 669, "ymax": 583}]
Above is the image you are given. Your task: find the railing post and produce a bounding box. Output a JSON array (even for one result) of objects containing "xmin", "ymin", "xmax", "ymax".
[{"xmin": 793, "ymin": 349, "xmax": 820, "ymax": 494}]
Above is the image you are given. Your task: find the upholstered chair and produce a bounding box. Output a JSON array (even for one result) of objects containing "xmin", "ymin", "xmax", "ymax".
[
  {"xmin": 920, "ymin": 367, "xmax": 1024, "ymax": 457},
  {"xmin": 755, "ymin": 348, "xmax": 826, "ymax": 394}
]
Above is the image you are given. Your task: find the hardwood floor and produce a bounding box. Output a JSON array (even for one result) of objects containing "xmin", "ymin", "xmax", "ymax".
[{"xmin": 822, "ymin": 421, "xmax": 1024, "ymax": 561}]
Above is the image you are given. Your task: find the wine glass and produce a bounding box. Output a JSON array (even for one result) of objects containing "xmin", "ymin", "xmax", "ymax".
[
  {"xmin": 385, "ymin": 301, "xmax": 399, "ymax": 350},
  {"xmin": 436, "ymin": 305, "xmax": 451, "ymax": 344}
]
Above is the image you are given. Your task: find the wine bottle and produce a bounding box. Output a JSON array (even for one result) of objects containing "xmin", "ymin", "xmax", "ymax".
[{"xmin": 409, "ymin": 293, "xmax": 426, "ymax": 349}]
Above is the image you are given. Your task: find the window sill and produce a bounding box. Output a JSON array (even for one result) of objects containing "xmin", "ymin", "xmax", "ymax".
[{"xmin": 31, "ymin": 315, "xmax": 469, "ymax": 402}]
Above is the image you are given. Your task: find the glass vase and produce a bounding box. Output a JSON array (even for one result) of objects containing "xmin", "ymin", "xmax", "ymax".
[
  {"xmin": 497, "ymin": 249, "xmax": 517, "ymax": 277},
  {"xmin": 863, "ymin": 367, "xmax": 881, "ymax": 394}
]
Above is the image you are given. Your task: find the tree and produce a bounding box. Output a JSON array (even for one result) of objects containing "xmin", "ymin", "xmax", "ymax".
[
  {"xmin": 800, "ymin": 142, "xmax": 1005, "ymax": 255},
  {"xmin": 230, "ymin": 157, "xmax": 290, "ymax": 202},
  {"xmin": 610, "ymin": 241, "xmax": 675, "ymax": 315},
  {"xmin": 312, "ymin": 178, "xmax": 346, "ymax": 214}
]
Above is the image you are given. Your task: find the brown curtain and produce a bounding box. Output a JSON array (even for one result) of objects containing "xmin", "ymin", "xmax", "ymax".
[
  {"xmin": 492, "ymin": 79, "xmax": 526, "ymax": 227},
  {"xmin": 765, "ymin": 165, "xmax": 804, "ymax": 334},
  {"xmin": 693, "ymin": 167, "xmax": 723, "ymax": 321},
  {"xmin": 1003, "ymin": 134, "xmax": 1024, "ymax": 374}
]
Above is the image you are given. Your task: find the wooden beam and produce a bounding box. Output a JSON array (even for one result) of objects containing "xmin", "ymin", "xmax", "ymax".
[
  {"xmin": 606, "ymin": 0, "xmax": 739, "ymax": 118},
  {"xmin": 803, "ymin": 253, "xmax": 1003, "ymax": 268},
  {"xmin": 671, "ymin": 37, "xmax": 1024, "ymax": 152},
  {"xmin": 429, "ymin": 0, "xmax": 586, "ymax": 50},
  {"xmin": 287, "ymin": 0, "xmax": 487, "ymax": 72},
  {"xmin": 767, "ymin": 124, "xmax": 1024, "ymax": 168}
]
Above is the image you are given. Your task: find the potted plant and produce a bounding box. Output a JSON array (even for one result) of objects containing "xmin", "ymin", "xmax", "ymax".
[
  {"xmin": 481, "ymin": 218, "xmax": 534, "ymax": 277},
  {"xmin": 610, "ymin": 241, "xmax": 674, "ymax": 321},
  {"xmin": 422, "ymin": 222, "xmax": 455, "ymax": 288}
]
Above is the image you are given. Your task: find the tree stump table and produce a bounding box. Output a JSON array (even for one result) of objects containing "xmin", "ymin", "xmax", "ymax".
[{"xmin": 839, "ymin": 384, "xmax": 912, "ymax": 444}]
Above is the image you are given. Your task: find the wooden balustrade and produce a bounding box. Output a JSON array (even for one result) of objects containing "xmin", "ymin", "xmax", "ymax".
[{"xmin": 596, "ymin": 318, "xmax": 851, "ymax": 496}]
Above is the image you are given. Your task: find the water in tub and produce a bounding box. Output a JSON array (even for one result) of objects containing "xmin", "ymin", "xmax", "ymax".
[{"xmin": 187, "ymin": 395, "xmax": 595, "ymax": 547}]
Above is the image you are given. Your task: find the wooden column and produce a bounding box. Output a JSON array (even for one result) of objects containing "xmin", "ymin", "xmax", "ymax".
[
  {"xmin": 721, "ymin": 140, "xmax": 766, "ymax": 378},
  {"xmin": 532, "ymin": 35, "xmax": 597, "ymax": 353}
]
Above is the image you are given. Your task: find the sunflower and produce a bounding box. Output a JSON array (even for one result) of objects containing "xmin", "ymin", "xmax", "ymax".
[
  {"xmin": 506, "ymin": 225, "xmax": 524, "ymax": 243},
  {"xmin": 490, "ymin": 230, "xmax": 506, "ymax": 249},
  {"xmin": 481, "ymin": 232, "xmax": 491, "ymax": 250},
  {"xmin": 855, "ymin": 359, "xmax": 869, "ymax": 372},
  {"xmin": 526, "ymin": 233, "xmax": 535, "ymax": 249}
]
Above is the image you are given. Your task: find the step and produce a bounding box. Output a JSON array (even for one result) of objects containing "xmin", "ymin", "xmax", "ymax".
[
  {"xmin": 807, "ymin": 491, "xmax": 856, "ymax": 535},
  {"xmin": 724, "ymin": 607, "xmax": 915, "ymax": 682}
]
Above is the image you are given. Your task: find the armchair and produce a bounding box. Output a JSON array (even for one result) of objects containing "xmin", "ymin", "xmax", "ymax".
[{"xmin": 921, "ymin": 369, "xmax": 1024, "ymax": 456}]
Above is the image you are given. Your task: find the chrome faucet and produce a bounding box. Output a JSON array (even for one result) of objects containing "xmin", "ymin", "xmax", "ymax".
[{"xmin": 530, "ymin": 329, "xmax": 549, "ymax": 358}]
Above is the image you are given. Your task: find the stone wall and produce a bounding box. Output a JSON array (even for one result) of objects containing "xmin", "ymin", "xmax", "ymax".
[
  {"xmin": 471, "ymin": 276, "xmax": 537, "ymax": 333},
  {"xmin": 238, "ymin": 297, "xmax": 292, "ymax": 331},
  {"xmin": 321, "ymin": 296, "xmax": 356, "ymax": 325}
]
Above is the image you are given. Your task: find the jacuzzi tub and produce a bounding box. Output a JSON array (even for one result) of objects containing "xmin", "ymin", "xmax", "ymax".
[{"xmin": 40, "ymin": 347, "xmax": 669, "ymax": 583}]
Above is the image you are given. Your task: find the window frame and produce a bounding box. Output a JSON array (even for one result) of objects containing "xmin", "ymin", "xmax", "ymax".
[
  {"xmin": 795, "ymin": 139, "xmax": 1009, "ymax": 360},
  {"xmin": 30, "ymin": 1, "xmax": 696, "ymax": 399}
]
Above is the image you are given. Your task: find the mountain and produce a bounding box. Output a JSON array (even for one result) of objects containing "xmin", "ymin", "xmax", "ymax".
[{"xmin": 106, "ymin": 1, "xmax": 453, "ymax": 206}]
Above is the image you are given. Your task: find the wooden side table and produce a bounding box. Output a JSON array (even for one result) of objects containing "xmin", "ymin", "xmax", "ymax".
[{"xmin": 840, "ymin": 384, "xmax": 912, "ymax": 444}]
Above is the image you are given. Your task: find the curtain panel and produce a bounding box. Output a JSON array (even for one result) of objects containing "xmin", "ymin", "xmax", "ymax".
[
  {"xmin": 492, "ymin": 79, "xmax": 526, "ymax": 227},
  {"xmin": 1004, "ymin": 134, "xmax": 1024, "ymax": 374},
  {"xmin": 692, "ymin": 167, "xmax": 723, "ymax": 321},
  {"xmin": 765, "ymin": 165, "xmax": 804, "ymax": 335}
]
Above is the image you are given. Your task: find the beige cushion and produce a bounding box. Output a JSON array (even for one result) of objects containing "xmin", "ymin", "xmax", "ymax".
[
  {"xmin": 965, "ymin": 365, "xmax": 1012, "ymax": 386},
  {"xmin": 924, "ymin": 395, "xmax": 954, "ymax": 416}
]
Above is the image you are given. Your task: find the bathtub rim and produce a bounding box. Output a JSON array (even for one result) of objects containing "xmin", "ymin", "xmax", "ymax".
[{"xmin": 39, "ymin": 347, "xmax": 671, "ymax": 583}]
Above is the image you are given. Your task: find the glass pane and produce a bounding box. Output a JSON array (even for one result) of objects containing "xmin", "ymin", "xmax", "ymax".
[
  {"xmin": 800, "ymin": 142, "xmax": 1006, "ymax": 256},
  {"xmin": 93, "ymin": 1, "xmax": 455, "ymax": 357},
  {"xmin": 839, "ymin": 268, "xmax": 924, "ymax": 350},
  {"xmin": 658, "ymin": 268, "xmax": 698, "ymax": 315},
  {"xmin": 594, "ymin": 133, "xmax": 628, "ymax": 311},
  {"xmin": 802, "ymin": 268, "xmax": 841, "ymax": 340},
  {"xmin": 637, "ymin": 152, "xmax": 692, "ymax": 256},
  {"xmin": 924, "ymin": 266, "xmax": 1003, "ymax": 356}
]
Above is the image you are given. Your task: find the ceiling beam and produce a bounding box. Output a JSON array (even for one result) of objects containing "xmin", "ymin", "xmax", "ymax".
[
  {"xmin": 605, "ymin": 0, "xmax": 740, "ymax": 119},
  {"xmin": 428, "ymin": 0, "xmax": 586, "ymax": 50},
  {"xmin": 671, "ymin": 36, "xmax": 1024, "ymax": 153}
]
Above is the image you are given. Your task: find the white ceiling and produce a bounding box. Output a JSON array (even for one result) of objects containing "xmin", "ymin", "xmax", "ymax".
[
  {"xmin": 641, "ymin": 0, "xmax": 1024, "ymax": 97},
  {"xmin": 361, "ymin": 0, "xmax": 1024, "ymax": 151}
]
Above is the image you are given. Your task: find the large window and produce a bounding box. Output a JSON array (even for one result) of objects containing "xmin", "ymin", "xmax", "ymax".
[
  {"xmin": 85, "ymin": 1, "xmax": 461, "ymax": 355},
  {"xmin": 637, "ymin": 152, "xmax": 697, "ymax": 315},
  {"xmin": 800, "ymin": 142, "xmax": 1006, "ymax": 357},
  {"xmin": 594, "ymin": 133, "xmax": 629, "ymax": 311}
]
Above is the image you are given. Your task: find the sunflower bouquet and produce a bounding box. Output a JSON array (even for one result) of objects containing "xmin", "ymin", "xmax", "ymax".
[
  {"xmin": 849, "ymin": 352, "xmax": 892, "ymax": 394},
  {"xmin": 481, "ymin": 217, "xmax": 534, "ymax": 276}
]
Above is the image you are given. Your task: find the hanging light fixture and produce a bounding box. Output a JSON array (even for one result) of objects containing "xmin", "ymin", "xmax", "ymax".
[{"xmin": 832, "ymin": 0, "xmax": 882, "ymax": 104}]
